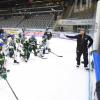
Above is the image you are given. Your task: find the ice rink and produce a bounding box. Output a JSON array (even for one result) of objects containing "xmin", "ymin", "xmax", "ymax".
[{"xmin": 0, "ymin": 38, "xmax": 90, "ymax": 100}]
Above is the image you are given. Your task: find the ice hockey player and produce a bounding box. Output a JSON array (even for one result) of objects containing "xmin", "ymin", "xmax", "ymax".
[
  {"xmin": 66, "ymin": 28, "xmax": 93, "ymax": 70},
  {"xmin": 29, "ymin": 35, "xmax": 37, "ymax": 56},
  {"xmin": 42, "ymin": 31, "xmax": 52, "ymax": 54},
  {"xmin": 0, "ymin": 29, "xmax": 5, "ymax": 40},
  {"xmin": 0, "ymin": 29, "xmax": 7, "ymax": 43},
  {"xmin": 7, "ymin": 36, "xmax": 14, "ymax": 58},
  {"xmin": 37, "ymin": 31, "xmax": 52, "ymax": 58},
  {"xmin": 0, "ymin": 39, "xmax": 5, "ymax": 68},
  {"xmin": 7, "ymin": 35, "xmax": 19, "ymax": 63},
  {"xmin": 43, "ymin": 31, "xmax": 52, "ymax": 41},
  {"xmin": 38, "ymin": 37, "xmax": 47, "ymax": 57},
  {"xmin": 0, "ymin": 39, "xmax": 8, "ymax": 79},
  {"xmin": 22, "ymin": 38, "xmax": 30, "ymax": 62}
]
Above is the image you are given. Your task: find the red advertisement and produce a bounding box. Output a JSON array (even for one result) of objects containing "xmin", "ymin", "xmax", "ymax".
[{"xmin": 24, "ymin": 31, "xmax": 44, "ymax": 37}]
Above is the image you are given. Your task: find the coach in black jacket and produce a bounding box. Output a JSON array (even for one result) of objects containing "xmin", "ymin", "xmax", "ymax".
[{"xmin": 66, "ymin": 28, "xmax": 93, "ymax": 70}]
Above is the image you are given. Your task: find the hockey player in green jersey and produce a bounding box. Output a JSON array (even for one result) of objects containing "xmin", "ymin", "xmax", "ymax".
[
  {"xmin": 0, "ymin": 40, "xmax": 8, "ymax": 79},
  {"xmin": 0, "ymin": 47, "xmax": 5, "ymax": 70},
  {"xmin": 29, "ymin": 35, "xmax": 37, "ymax": 56},
  {"xmin": 23, "ymin": 38, "xmax": 30, "ymax": 62}
]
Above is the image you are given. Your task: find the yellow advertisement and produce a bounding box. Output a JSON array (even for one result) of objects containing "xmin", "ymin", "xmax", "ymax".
[{"xmin": 3, "ymin": 28, "xmax": 20, "ymax": 35}]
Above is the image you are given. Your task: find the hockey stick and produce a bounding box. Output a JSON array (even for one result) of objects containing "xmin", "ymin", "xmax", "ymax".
[
  {"xmin": 5, "ymin": 79, "xmax": 19, "ymax": 100},
  {"xmin": 50, "ymin": 51, "xmax": 63, "ymax": 57},
  {"xmin": 32, "ymin": 50, "xmax": 48, "ymax": 59}
]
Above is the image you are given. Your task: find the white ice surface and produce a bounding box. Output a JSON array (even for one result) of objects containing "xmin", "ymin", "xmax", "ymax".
[{"xmin": 0, "ymin": 38, "xmax": 89, "ymax": 100}]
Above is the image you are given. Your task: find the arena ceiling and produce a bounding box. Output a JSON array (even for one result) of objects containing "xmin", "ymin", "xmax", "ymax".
[
  {"xmin": 0, "ymin": 0, "xmax": 64, "ymax": 9},
  {"xmin": 0, "ymin": 0, "xmax": 65, "ymax": 16},
  {"xmin": 0, "ymin": 0, "xmax": 98, "ymax": 9},
  {"xmin": 0, "ymin": 0, "xmax": 97, "ymax": 16}
]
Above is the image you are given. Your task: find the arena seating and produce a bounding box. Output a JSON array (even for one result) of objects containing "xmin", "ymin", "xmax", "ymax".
[
  {"xmin": 0, "ymin": 16, "xmax": 24, "ymax": 28},
  {"xmin": 19, "ymin": 14, "xmax": 55, "ymax": 29},
  {"xmin": 0, "ymin": 14, "xmax": 55, "ymax": 29}
]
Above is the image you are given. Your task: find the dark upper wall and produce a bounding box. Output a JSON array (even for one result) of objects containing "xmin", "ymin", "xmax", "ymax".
[{"xmin": 0, "ymin": 0, "xmax": 64, "ymax": 9}]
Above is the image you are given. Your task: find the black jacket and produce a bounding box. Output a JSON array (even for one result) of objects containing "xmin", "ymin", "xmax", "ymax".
[
  {"xmin": 66, "ymin": 34, "xmax": 93, "ymax": 51},
  {"xmin": 43, "ymin": 32, "xmax": 52, "ymax": 40}
]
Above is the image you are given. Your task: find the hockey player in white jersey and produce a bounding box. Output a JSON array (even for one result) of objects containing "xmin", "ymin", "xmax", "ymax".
[
  {"xmin": 7, "ymin": 35, "xmax": 19, "ymax": 63},
  {"xmin": 42, "ymin": 32, "xmax": 52, "ymax": 53},
  {"xmin": 37, "ymin": 31, "xmax": 52, "ymax": 57}
]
